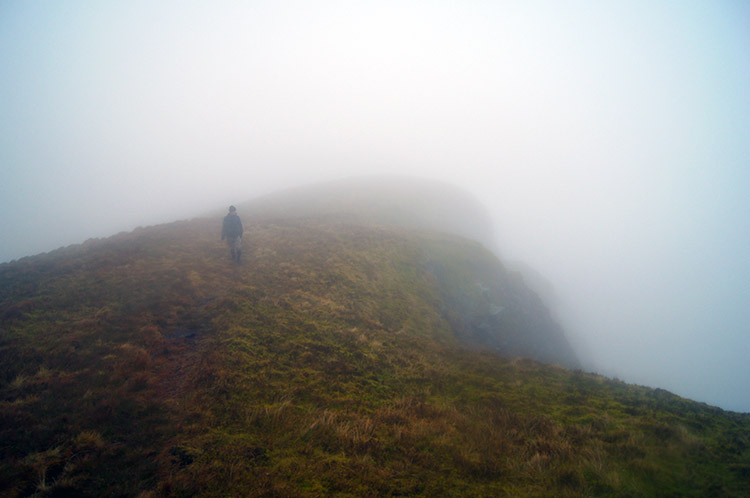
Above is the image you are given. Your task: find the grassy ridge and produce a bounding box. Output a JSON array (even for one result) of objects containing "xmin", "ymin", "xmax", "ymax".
[{"xmin": 1, "ymin": 218, "xmax": 748, "ymax": 497}]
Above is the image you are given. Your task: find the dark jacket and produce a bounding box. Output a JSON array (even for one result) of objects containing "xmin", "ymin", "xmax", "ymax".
[{"xmin": 222, "ymin": 213, "xmax": 243, "ymax": 239}]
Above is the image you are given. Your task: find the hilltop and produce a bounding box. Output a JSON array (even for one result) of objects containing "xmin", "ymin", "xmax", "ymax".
[
  {"xmin": 1, "ymin": 180, "xmax": 749, "ymax": 497},
  {"xmin": 233, "ymin": 176, "xmax": 498, "ymax": 251}
]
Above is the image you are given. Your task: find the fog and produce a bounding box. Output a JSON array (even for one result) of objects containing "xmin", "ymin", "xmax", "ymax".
[{"xmin": 2, "ymin": 1, "xmax": 748, "ymax": 412}]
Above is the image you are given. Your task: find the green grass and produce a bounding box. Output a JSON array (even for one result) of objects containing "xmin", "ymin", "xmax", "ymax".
[{"xmin": 1, "ymin": 217, "xmax": 748, "ymax": 497}]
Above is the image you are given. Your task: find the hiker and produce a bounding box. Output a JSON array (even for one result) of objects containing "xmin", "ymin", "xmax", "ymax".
[{"xmin": 221, "ymin": 205, "xmax": 244, "ymax": 263}]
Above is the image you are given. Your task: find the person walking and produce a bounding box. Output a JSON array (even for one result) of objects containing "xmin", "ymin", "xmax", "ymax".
[{"xmin": 221, "ymin": 205, "xmax": 244, "ymax": 263}]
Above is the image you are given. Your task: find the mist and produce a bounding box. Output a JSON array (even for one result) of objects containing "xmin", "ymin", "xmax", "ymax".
[{"xmin": 2, "ymin": 1, "xmax": 748, "ymax": 412}]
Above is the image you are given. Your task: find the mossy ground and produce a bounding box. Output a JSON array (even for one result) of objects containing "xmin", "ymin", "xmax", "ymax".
[{"xmin": 1, "ymin": 218, "xmax": 748, "ymax": 497}]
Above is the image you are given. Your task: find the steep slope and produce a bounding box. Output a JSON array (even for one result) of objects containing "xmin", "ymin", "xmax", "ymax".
[
  {"xmin": 233, "ymin": 177, "xmax": 578, "ymax": 368},
  {"xmin": 1, "ymin": 214, "xmax": 749, "ymax": 496},
  {"xmin": 422, "ymin": 238, "xmax": 578, "ymax": 368}
]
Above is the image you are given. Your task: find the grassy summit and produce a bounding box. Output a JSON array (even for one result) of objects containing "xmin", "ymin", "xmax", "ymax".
[{"xmin": 1, "ymin": 196, "xmax": 749, "ymax": 496}]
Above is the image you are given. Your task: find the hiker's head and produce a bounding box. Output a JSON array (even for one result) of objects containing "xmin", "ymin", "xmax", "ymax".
[{"xmin": 229, "ymin": 205, "xmax": 237, "ymax": 214}]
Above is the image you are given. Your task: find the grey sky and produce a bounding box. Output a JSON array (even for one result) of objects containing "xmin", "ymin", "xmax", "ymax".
[{"xmin": 1, "ymin": 1, "xmax": 748, "ymax": 411}]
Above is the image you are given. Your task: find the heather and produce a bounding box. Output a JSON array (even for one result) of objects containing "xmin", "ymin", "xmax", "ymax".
[{"xmin": 1, "ymin": 218, "xmax": 748, "ymax": 497}]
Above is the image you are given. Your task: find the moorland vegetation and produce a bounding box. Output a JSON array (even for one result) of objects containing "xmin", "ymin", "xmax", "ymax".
[{"xmin": 1, "ymin": 189, "xmax": 749, "ymax": 497}]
